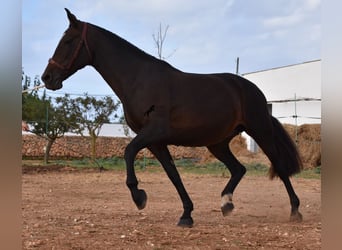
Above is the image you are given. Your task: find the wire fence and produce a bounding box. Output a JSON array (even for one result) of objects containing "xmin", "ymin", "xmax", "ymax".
[
  {"xmin": 243, "ymin": 95, "xmax": 321, "ymax": 153},
  {"xmin": 268, "ymin": 96, "xmax": 321, "ymax": 123}
]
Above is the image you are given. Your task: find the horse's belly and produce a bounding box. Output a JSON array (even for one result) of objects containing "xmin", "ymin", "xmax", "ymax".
[{"xmin": 168, "ymin": 123, "xmax": 237, "ymax": 147}]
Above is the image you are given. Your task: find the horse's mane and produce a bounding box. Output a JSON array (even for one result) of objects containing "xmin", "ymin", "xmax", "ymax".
[{"xmin": 92, "ymin": 23, "xmax": 176, "ymax": 69}]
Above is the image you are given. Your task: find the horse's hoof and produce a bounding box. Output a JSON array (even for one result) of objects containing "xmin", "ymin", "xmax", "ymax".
[
  {"xmin": 221, "ymin": 194, "xmax": 234, "ymax": 216},
  {"xmin": 221, "ymin": 202, "xmax": 234, "ymax": 216},
  {"xmin": 290, "ymin": 211, "xmax": 303, "ymax": 222},
  {"xmin": 133, "ymin": 189, "xmax": 147, "ymax": 210},
  {"xmin": 177, "ymin": 217, "xmax": 194, "ymax": 228}
]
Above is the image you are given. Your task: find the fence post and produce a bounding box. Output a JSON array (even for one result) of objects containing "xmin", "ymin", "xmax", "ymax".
[
  {"xmin": 46, "ymin": 104, "xmax": 49, "ymax": 135},
  {"xmin": 294, "ymin": 93, "xmax": 298, "ymax": 144}
]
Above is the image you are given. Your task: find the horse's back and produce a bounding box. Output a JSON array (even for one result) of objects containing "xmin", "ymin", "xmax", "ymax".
[{"xmin": 170, "ymin": 71, "xmax": 266, "ymax": 114}]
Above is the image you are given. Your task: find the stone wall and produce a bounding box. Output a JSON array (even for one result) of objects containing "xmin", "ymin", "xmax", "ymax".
[
  {"xmin": 22, "ymin": 123, "xmax": 321, "ymax": 169},
  {"xmin": 21, "ymin": 134, "xmax": 246, "ymax": 162}
]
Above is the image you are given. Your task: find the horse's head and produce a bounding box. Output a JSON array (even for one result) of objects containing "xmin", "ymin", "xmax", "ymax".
[{"xmin": 42, "ymin": 8, "xmax": 92, "ymax": 90}]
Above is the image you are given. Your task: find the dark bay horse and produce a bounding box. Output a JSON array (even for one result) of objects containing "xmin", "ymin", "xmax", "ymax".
[{"xmin": 42, "ymin": 9, "xmax": 303, "ymax": 227}]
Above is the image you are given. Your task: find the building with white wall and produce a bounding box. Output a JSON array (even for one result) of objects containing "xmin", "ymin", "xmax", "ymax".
[
  {"xmin": 242, "ymin": 59, "xmax": 321, "ymax": 125},
  {"xmin": 22, "ymin": 123, "xmax": 136, "ymax": 138},
  {"xmin": 242, "ymin": 59, "xmax": 321, "ymax": 151}
]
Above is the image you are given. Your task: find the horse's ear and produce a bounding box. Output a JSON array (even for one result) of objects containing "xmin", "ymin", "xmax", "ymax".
[{"xmin": 65, "ymin": 8, "xmax": 79, "ymax": 28}]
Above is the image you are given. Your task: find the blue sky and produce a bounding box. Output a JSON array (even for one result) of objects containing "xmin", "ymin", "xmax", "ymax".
[{"xmin": 22, "ymin": 0, "xmax": 320, "ymax": 97}]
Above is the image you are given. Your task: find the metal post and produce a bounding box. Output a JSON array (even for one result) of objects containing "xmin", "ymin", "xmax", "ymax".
[
  {"xmin": 46, "ymin": 104, "xmax": 49, "ymax": 135},
  {"xmin": 294, "ymin": 93, "xmax": 298, "ymax": 144},
  {"xmin": 236, "ymin": 57, "xmax": 240, "ymax": 75}
]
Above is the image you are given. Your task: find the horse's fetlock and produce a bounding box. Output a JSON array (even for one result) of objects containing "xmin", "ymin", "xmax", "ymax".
[
  {"xmin": 221, "ymin": 193, "xmax": 233, "ymax": 207},
  {"xmin": 185, "ymin": 203, "xmax": 194, "ymax": 212}
]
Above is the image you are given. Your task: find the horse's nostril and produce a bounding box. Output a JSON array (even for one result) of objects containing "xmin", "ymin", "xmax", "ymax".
[{"xmin": 42, "ymin": 74, "xmax": 51, "ymax": 83}]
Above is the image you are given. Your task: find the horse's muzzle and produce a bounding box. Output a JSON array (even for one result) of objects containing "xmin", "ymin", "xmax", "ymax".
[{"xmin": 41, "ymin": 66, "xmax": 64, "ymax": 90}]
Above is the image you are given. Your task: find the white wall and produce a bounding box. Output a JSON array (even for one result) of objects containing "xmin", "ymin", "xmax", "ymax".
[
  {"xmin": 242, "ymin": 60, "xmax": 321, "ymax": 151},
  {"xmin": 64, "ymin": 123, "xmax": 136, "ymax": 137},
  {"xmin": 242, "ymin": 60, "xmax": 321, "ymax": 125},
  {"xmin": 23, "ymin": 123, "xmax": 136, "ymax": 138},
  {"xmin": 96, "ymin": 123, "xmax": 136, "ymax": 137}
]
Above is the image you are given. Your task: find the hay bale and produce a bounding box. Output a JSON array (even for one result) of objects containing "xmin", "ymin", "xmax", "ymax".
[
  {"xmin": 296, "ymin": 124, "xmax": 321, "ymax": 168},
  {"xmin": 284, "ymin": 124, "xmax": 321, "ymax": 169}
]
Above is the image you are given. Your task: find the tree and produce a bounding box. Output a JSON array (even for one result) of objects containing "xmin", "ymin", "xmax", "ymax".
[
  {"xmin": 152, "ymin": 23, "xmax": 176, "ymax": 60},
  {"xmin": 22, "ymin": 70, "xmax": 77, "ymax": 164},
  {"xmin": 22, "ymin": 70, "xmax": 44, "ymax": 121},
  {"xmin": 60, "ymin": 93, "xmax": 120, "ymax": 161}
]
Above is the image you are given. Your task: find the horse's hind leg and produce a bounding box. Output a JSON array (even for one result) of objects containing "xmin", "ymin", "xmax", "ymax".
[
  {"xmin": 257, "ymin": 142, "xmax": 302, "ymax": 222},
  {"xmin": 245, "ymin": 122, "xmax": 302, "ymax": 222},
  {"xmin": 148, "ymin": 144, "xmax": 194, "ymax": 227},
  {"xmin": 266, "ymin": 150, "xmax": 303, "ymax": 221},
  {"xmin": 207, "ymin": 138, "xmax": 246, "ymax": 216},
  {"xmin": 280, "ymin": 175, "xmax": 303, "ymax": 221}
]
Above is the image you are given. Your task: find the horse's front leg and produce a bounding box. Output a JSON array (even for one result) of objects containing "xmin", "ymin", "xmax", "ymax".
[
  {"xmin": 124, "ymin": 122, "xmax": 167, "ymax": 211},
  {"xmin": 124, "ymin": 135, "xmax": 148, "ymax": 210},
  {"xmin": 148, "ymin": 144, "xmax": 194, "ymax": 228}
]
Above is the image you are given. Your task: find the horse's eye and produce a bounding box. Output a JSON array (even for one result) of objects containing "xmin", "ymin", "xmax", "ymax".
[{"xmin": 64, "ymin": 38, "xmax": 73, "ymax": 45}]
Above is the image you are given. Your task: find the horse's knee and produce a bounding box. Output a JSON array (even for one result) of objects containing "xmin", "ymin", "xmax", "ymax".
[
  {"xmin": 230, "ymin": 165, "xmax": 246, "ymax": 179},
  {"xmin": 124, "ymin": 144, "xmax": 135, "ymax": 162},
  {"xmin": 126, "ymin": 180, "xmax": 138, "ymax": 189},
  {"xmin": 240, "ymin": 166, "xmax": 247, "ymax": 177}
]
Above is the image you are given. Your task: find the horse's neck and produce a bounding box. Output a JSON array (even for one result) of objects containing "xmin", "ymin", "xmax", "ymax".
[{"xmin": 90, "ymin": 27, "xmax": 151, "ymax": 103}]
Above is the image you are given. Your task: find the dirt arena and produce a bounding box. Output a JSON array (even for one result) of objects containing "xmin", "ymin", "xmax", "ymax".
[{"xmin": 22, "ymin": 167, "xmax": 321, "ymax": 249}]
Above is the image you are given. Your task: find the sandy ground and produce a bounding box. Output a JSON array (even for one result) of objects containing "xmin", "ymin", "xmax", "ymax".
[{"xmin": 22, "ymin": 166, "xmax": 321, "ymax": 249}]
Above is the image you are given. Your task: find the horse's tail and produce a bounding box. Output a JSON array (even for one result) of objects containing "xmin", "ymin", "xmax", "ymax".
[{"xmin": 269, "ymin": 116, "xmax": 303, "ymax": 179}]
